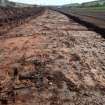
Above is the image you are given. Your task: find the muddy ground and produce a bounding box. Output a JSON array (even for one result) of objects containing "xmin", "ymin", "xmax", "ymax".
[{"xmin": 0, "ymin": 9, "xmax": 105, "ymax": 105}]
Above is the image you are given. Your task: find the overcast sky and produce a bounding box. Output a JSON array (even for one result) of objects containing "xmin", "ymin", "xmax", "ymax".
[{"xmin": 9, "ymin": 0, "xmax": 95, "ymax": 5}]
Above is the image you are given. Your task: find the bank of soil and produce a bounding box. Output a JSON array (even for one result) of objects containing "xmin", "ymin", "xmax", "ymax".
[{"xmin": 0, "ymin": 9, "xmax": 105, "ymax": 105}]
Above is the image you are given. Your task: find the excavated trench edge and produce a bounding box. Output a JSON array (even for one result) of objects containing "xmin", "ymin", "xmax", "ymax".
[
  {"xmin": 51, "ymin": 9, "xmax": 105, "ymax": 39},
  {"xmin": 0, "ymin": 7, "xmax": 45, "ymax": 36}
]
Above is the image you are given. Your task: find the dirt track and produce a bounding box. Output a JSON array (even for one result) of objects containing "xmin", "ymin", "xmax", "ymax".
[{"xmin": 0, "ymin": 9, "xmax": 105, "ymax": 105}]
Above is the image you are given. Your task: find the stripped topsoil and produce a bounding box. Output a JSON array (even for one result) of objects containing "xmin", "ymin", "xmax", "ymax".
[{"xmin": 0, "ymin": 9, "xmax": 105, "ymax": 105}]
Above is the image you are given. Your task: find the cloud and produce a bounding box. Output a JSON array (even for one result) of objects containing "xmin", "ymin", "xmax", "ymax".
[{"xmin": 9, "ymin": 0, "xmax": 95, "ymax": 5}]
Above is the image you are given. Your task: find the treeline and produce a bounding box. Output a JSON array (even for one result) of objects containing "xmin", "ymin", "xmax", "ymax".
[
  {"xmin": 81, "ymin": 0, "xmax": 105, "ymax": 7},
  {"xmin": 63, "ymin": 0, "xmax": 105, "ymax": 8}
]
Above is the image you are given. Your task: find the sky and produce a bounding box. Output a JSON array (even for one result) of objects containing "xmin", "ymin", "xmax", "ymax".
[{"xmin": 9, "ymin": 0, "xmax": 95, "ymax": 5}]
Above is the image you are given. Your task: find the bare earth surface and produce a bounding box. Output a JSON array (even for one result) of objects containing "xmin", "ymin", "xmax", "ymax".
[{"xmin": 0, "ymin": 9, "xmax": 105, "ymax": 105}]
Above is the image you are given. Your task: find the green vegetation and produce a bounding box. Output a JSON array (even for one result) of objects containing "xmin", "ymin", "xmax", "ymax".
[
  {"xmin": 77, "ymin": 6, "xmax": 105, "ymax": 12},
  {"xmin": 64, "ymin": 0, "xmax": 105, "ymax": 11}
]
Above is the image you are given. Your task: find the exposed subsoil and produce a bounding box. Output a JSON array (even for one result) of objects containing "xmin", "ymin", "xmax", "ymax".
[{"xmin": 0, "ymin": 9, "xmax": 105, "ymax": 105}]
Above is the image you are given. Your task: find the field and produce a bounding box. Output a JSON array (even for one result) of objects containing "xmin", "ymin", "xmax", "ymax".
[
  {"xmin": 76, "ymin": 6, "xmax": 105, "ymax": 11},
  {"xmin": 66, "ymin": 6, "xmax": 105, "ymax": 19},
  {"xmin": 58, "ymin": 6, "xmax": 105, "ymax": 29}
]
